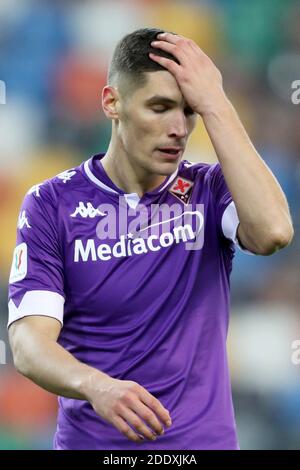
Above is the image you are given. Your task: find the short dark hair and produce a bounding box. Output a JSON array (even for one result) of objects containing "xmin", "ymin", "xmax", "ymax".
[{"xmin": 108, "ymin": 27, "xmax": 179, "ymax": 94}]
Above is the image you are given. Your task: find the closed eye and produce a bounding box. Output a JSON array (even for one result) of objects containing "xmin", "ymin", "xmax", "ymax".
[
  {"xmin": 151, "ymin": 105, "xmax": 195, "ymax": 115},
  {"xmin": 152, "ymin": 106, "xmax": 168, "ymax": 113}
]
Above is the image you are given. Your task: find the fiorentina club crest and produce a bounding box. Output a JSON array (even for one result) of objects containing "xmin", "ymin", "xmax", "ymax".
[{"xmin": 169, "ymin": 177, "xmax": 194, "ymax": 204}]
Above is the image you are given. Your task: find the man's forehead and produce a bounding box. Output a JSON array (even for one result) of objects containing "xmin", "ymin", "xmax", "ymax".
[{"xmin": 139, "ymin": 71, "xmax": 183, "ymax": 104}]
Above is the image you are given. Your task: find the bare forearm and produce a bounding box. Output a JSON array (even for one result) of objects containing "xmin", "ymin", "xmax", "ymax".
[
  {"xmin": 11, "ymin": 325, "xmax": 110, "ymax": 401},
  {"xmin": 149, "ymin": 32, "xmax": 293, "ymax": 252},
  {"xmin": 9, "ymin": 319, "xmax": 172, "ymax": 443},
  {"xmin": 202, "ymin": 96, "xmax": 294, "ymax": 251}
]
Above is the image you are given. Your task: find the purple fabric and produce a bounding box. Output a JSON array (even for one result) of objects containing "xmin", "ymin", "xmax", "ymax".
[{"xmin": 9, "ymin": 154, "xmax": 239, "ymax": 450}]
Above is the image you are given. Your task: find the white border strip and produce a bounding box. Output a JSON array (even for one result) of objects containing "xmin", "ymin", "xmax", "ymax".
[
  {"xmin": 8, "ymin": 290, "xmax": 65, "ymax": 327},
  {"xmin": 84, "ymin": 159, "xmax": 119, "ymax": 194},
  {"xmin": 222, "ymin": 201, "xmax": 254, "ymax": 254},
  {"xmin": 158, "ymin": 168, "xmax": 179, "ymax": 192}
]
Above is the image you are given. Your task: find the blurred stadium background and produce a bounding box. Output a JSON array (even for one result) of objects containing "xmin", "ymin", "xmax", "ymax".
[{"xmin": 0, "ymin": 0, "xmax": 300, "ymax": 450}]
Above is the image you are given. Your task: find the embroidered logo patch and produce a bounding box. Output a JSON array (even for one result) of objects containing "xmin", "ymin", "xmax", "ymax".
[
  {"xmin": 9, "ymin": 243, "xmax": 27, "ymax": 283},
  {"xmin": 169, "ymin": 177, "xmax": 194, "ymax": 204}
]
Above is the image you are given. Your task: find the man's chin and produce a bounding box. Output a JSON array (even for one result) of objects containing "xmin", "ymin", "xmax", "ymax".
[
  {"xmin": 152, "ymin": 151, "xmax": 183, "ymax": 175},
  {"xmin": 151, "ymin": 161, "xmax": 179, "ymax": 177}
]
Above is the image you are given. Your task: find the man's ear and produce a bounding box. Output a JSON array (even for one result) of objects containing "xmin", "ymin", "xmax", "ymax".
[{"xmin": 102, "ymin": 86, "xmax": 121, "ymax": 119}]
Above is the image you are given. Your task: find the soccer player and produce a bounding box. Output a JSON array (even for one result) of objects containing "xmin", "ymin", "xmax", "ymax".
[{"xmin": 8, "ymin": 28, "xmax": 293, "ymax": 450}]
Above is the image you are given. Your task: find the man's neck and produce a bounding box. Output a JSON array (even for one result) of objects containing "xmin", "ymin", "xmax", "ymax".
[{"xmin": 101, "ymin": 145, "xmax": 167, "ymax": 198}]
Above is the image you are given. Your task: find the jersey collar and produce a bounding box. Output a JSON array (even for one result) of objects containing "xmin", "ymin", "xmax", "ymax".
[{"xmin": 83, "ymin": 153, "xmax": 179, "ymax": 198}]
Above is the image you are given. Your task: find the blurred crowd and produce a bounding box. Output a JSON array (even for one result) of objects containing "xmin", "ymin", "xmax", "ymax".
[{"xmin": 0, "ymin": 0, "xmax": 299, "ymax": 449}]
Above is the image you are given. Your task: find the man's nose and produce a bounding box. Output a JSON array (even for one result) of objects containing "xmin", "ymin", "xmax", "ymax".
[{"xmin": 168, "ymin": 112, "xmax": 188, "ymax": 139}]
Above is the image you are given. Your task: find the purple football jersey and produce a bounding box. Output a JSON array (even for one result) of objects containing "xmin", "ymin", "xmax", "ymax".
[{"xmin": 8, "ymin": 153, "xmax": 250, "ymax": 449}]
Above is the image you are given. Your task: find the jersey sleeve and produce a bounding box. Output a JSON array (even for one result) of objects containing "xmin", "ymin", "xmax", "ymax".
[
  {"xmin": 8, "ymin": 184, "xmax": 65, "ymax": 327},
  {"xmin": 209, "ymin": 163, "xmax": 254, "ymax": 254}
]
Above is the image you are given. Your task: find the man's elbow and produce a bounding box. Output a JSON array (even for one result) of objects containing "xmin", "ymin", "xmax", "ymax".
[{"xmin": 258, "ymin": 224, "xmax": 294, "ymax": 256}]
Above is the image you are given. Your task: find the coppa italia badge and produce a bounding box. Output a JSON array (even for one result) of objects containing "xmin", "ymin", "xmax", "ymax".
[{"xmin": 169, "ymin": 177, "xmax": 194, "ymax": 204}]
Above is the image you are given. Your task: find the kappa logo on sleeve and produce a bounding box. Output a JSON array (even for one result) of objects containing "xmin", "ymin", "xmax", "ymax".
[
  {"xmin": 57, "ymin": 169, "xmax": 76, "ymax": 183},
  {"xmin": 28, "ymin": 184, "xmax": 42, "ymax": 197},
  {"xmin": 18, "ymin": 210, "xmax": 31, "ymax": 229},
  {"xmin": 9, "ymin": 243, "xmax": 28, "ymax": 283}
]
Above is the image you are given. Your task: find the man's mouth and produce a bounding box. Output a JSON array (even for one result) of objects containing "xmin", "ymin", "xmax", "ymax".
[{"xmin": 156, "ymin": 147, "xmax": 183, "ymax": 159}]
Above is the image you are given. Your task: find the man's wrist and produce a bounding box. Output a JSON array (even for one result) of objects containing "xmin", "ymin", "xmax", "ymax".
[
  {"xmin": 78, "ymin": 367, "xmax": 112, "ymax": 402},
  {"xmin": 199, "ymin": 91, "xmax": 232, "ymax": 121}
]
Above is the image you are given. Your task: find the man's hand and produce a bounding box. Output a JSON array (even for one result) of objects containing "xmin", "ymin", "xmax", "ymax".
[
  {"xmin": 149, "ymin": 35, "xmax": 294, "ymax": 255},
  {"xmin": 9, "ymin": 316, "xmax": 172, "ymax": 445},
  {"xmin": 85, "ymin": 373, "xmax": 172, "ymax": 443},
  {"xmin": 149, "ymin": 32, "xmax": 226, "ymax": 116}
]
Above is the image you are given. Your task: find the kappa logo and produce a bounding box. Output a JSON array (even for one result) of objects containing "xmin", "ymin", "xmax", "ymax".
[
  {"xmin": 169, "ymin": 177, "xmax": 194, "ymax": 204},
  {"xmin": 28, "ymin": 184, "xmax": 42, "ymax": 197},
  {"xmin": 57, "ymin": 169, "xmax": 76, "ymax": 183},
  {"xmin": 18, "ymin": 210, "xmax": 31, "ymax": 229},
  {"xmin": 183, "ymin": 161, "xmax": 194, "ymax": 168},
  {"xmin": 71, "ymin": 202, "xmax": 106, "ymax": 219}
]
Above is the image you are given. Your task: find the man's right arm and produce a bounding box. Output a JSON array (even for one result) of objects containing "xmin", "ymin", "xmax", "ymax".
[{"xmin": 8, "ymin": 316, "xmax": 172, "ymax": 443}]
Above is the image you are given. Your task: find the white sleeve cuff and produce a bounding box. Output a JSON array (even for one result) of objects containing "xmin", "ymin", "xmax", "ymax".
[
  {"xmin": 8, "ymin": 290, "xmax": 65, "ymax": 327},
  {"xmin": 221, "ymin": 201, "xmax": 255, "ymax": 255}
]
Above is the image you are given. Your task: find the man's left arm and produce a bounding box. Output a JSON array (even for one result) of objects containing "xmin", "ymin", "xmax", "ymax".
[
  {"xmin": 150, "ymin": 32, "xmax": 294, "ymax": 255},
  {"xmin": 201, "ymin": 98, "xmax": 294, "ymax": 255}
]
